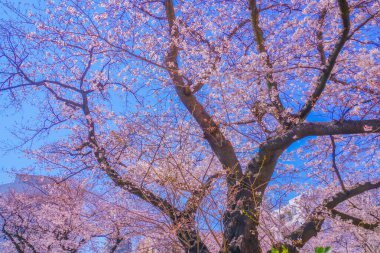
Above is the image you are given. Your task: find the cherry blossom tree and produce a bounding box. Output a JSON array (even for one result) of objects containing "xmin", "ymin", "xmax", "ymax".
[
  {"xmin": 0, "ymin": 180, "xmax": 99, "ymax": 252},
  {"xmin": 0, "ymin": 177, "xmax": 160, "ymax": 253},
  {"xmin": 0, "ymin": 0, "xmax": 379, "ymax": 252}
]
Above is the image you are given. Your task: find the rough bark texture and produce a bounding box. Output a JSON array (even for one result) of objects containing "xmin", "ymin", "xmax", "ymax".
[
  {"xmin": 223, "ymin": 185, "xmax": 262, "ymax": 253},
  {"xmin": 222, "ymin": 149, "xmax": 283, "ymax": 253},
  {"xmin": 283, "ymin": 181, "xmax": 380, "ymax": 251},
  {"xmin": 177, "ymin": 228, "xmax": 211, "ymax": 253}
]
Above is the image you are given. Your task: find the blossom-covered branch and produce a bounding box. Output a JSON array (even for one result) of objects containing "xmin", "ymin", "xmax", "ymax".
[
  {"xmin": 297, "ymin": 0, "xmax": 351, "ymax": 121},
  {"xmin": 284, "ymin": 180, "xmax": 380, "ymax": 252}
]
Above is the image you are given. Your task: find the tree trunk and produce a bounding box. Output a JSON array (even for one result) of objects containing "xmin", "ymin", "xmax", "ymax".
[
  {"xmin": 175, "ymin": 215, "xmax": 210, "ymax": 253},
  {"xmin": 222, "ymin": 183, "xmax": 262, "ymax": 253},
  {"xmin": 177, "ymin": 229, "xmax": 210, "ymax": 253},
  {"xmin": 222, "ymin": 149, "xmax": 283, "ymax": 253}
]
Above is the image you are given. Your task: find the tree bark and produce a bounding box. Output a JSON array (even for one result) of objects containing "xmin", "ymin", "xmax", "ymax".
[
  {"xmin": 177, "ymin": 229, "xmax": 210, "ymax": 253},
  {"xmin": 222, "ymin": 147, "xmax": 284, "ymax": 253},
  {"xmin": 223, "ymin": 184, "xmax": 262, "ymax": 253},
  {"xmin": 174, "ymin": 213, "xmax": 210, "ymax": 253}
]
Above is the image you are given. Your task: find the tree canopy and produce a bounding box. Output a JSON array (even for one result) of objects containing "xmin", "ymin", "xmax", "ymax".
[{"xmin": 0, "ymin": 0, "xmax": 379, "ymax": 252}]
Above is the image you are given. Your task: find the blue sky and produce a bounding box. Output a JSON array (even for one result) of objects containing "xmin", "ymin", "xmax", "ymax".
[
  {"xmin": 0, "ymin": 0, "xmax": 319, "ymax": 185},
  {"xmin": 0, "ymin": 0, "xmax": 41, "ymax": 184},
  {"xmin": 0, "ymin": 104, "xmax": 37, "ymax": 184},
  {"xmin": 0, "ymin": 0, "xmax": 337, "ymax": 186}
]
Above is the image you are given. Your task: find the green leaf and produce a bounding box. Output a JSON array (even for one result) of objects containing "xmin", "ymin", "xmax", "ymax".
[
  {"xmin": 271, "ymin": 248, "xmax": 279, "ymax": 253},
  {"xmin": 315, "ymin": 247, "xmax": 324, "ymax": 253},
  {"xmin": 282, "ymin": 245, "xmax": 289, "ymax": 253},
  {"xmin": 324, "ymin": 246, "xmax": 332, "ymax": 253}
]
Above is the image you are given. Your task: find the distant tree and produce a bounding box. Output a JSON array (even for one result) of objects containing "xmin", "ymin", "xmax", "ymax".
[
  {"xmin": 0, "ymin": 0, "xmax": 379, "ymax": 252},
  {"xmin": 0, "ymin": 178, "xmax": 153, "ymax": 252},
  {"xmin": 0, "ymin": 180, "xmax": 97, "ymax": 252}
]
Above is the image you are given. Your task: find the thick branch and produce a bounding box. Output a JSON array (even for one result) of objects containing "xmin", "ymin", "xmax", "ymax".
[
  {"xmin": 164, "ymin": 0, "xmax": 242, "ymax": 186},
  {"xmin": 247, "ymin": 119, "xmax": 380, "ymax": 197},
  {"xmin": 330, "ymin": 209, "xmax": 379, "ymax": 231},
  {"xmin": 263, "ymin": 119, "xmax": 380, "ymax": 151},
  {"xmin": 316, "ymin": 9, "xmax": 327, "ymax": 65},
  {"xmin": 248, "ymin": 0, "xmax": 285, "ymax": 121},
  {"xmin": 80, "ymin": 91, "xmax": 180, "ymax": 220},
  {"xmin": 297, "ymin": 0, "xmax": 350, "ymax": 120},
  {"xmin": 286, "ymin": 180, "xmax": 380, "ymax": 249},
  {"xmin": 81, "ymin": 87, "xmax": 209, "ymax": 252},
  {"xmin": 247, "ymin": 148, "xmax": 284, "ymax": 198}
]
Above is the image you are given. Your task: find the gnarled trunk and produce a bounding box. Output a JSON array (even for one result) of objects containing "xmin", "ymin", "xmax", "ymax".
[
  {"xmin": 222, "ymin": 183, "xmax": 262, "ymax": 253},
  {"xmin": 175, "ymin": 214, "xmax": 210, "ymax": 253},
  {"xmin": 177, "ymin": 228, "xmax": 210, "ymax": 253},
  {"xmin": 222, "ymin": 149, "xmax": 284, "ymax": 253}
]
